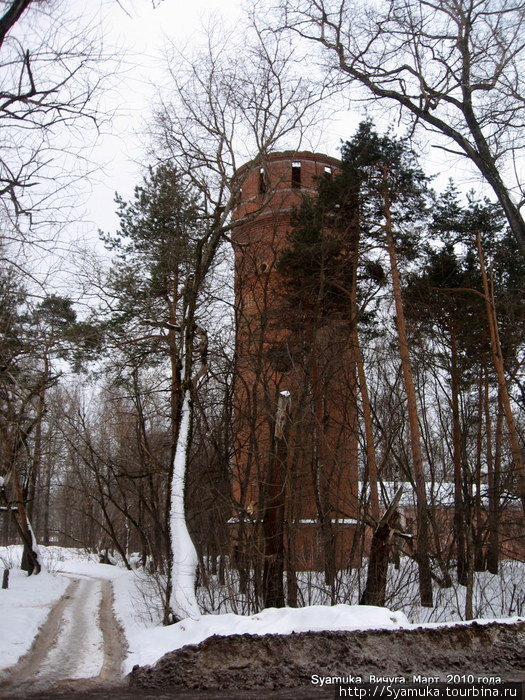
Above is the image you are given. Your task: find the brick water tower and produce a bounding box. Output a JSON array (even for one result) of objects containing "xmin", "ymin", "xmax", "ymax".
[{"xmin": 231, "ymin": 151, "xmax": 360, "ymax": 574}]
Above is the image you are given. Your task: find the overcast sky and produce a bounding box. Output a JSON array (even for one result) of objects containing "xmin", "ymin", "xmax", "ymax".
[
  {"xmin": 37, "ymin": 0, "xmax": 487, "ymax": 279},
  {"xmin": 81, "ymin": 0, "xmax": 245, "ymax": 237}
]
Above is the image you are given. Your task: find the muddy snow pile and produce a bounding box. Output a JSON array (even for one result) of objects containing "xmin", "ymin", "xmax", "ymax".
[{"xmin": 130, "ymin": 619, "xmax": 525, "ymax": 691}]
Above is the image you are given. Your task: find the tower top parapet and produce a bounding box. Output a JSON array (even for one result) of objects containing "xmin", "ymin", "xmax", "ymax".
[{"xmin": 233, "ymin": 151, "xmax": 340, "ymax": 222}]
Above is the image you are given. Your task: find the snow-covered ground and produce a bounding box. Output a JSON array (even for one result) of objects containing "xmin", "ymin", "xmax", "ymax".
[
  {"xmin": 35, "ymin": 577, "xmax": 104, "ymax": 680},
  {"xmin": 1, "ymin": 545, "xmax": 524, "ymax": 680},
  {"xmin": 123, "ymin": 603, "xmax": 411, "ymax": 671},
  {"xmin": 0, "ymin": 568, "xmax": 68, "ymax": 670}
]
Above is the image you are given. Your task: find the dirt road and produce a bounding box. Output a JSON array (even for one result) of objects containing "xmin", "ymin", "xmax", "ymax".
[{"xmin": 0, "ymin": 575, "xmax": 127, "ymax": 697}]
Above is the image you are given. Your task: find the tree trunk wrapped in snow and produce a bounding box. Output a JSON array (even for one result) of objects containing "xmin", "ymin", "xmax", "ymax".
[
  {"xmin": 169, "ymin": 387, "xmax": 200, "ymax": 620},
  {"xmin": 26, "ymin": 518, "xmax": 45, "ymax": 573},
  {"xmin": 167, "ymin": 316, "xmax": 208, "ymax": 621}
]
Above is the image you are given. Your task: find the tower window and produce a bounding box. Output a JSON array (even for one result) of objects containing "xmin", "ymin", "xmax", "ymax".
[
  {"xmin": 259, "ymin": 167, "xmax": 267, "ymax": 195},
  {"xmin": 324, "ymin": 166, "xmax": 333, "ymax": 180},
  {"xmin": 291, "ymin": 161, "xmax": 301, "ymax": 188}
]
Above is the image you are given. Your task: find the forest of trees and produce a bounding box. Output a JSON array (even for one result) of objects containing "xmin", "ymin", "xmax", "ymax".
[
  {"xmin": 3, "ymin": 122, "xmax": 525, "ymax": 619},
  {"xmin": 1, "ymin": 0, "xmax": 525, "ymax": 624}
]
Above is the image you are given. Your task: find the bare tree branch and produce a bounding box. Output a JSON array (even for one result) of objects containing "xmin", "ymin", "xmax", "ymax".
[{"xmin": 270, "ymin": 0, "xmax": 525, "ymax": 254}]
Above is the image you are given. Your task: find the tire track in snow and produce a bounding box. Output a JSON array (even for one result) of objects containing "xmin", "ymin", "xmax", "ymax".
[
  {"xmin": 0, "ymin": 575, "xmax": 127, "ymax": 695},
  {"xmin": 35, "ymin": 577, "xmax": 103, "ymax": 681}
]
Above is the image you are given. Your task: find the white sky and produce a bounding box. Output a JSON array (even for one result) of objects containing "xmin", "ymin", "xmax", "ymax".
[
  {"xmin": 17, "ymin": 0, "xmax": 487, "ymax": 286},
  {"xmin": 78, "ymin": 0, "xmax": 482, "ymax": 234},
  {"xmin": 79, "ymin": 0, "xmax": 246, "ymax": 236}
]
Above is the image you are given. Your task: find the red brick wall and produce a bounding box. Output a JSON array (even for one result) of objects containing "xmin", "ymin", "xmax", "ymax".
[{"xmin": 230, "ymin": 152, "xmax": 360, "ymax": 571}]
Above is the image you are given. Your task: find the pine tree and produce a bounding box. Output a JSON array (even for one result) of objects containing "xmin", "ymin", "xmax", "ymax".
[
  {"xmin": 345, "ymin": 124, "xmax": 433, "ymax": 607},
  {"xmin": 405, "ymin": 185, "xmax": 525, "ymax": 584},
  {"xmin": 307, "ymin": 122, "xmax": 435, "ymax": 605},
  {"xmin": 404, "ymin": 186, "xmax": 490, "ymax": 585},
  {"xmin": 97, "ymin": 163, "xmax": 203, "ymax": 620},
  {"xmin": 0, "ymin": 265, "xmax": 77, "ymax": 574}
]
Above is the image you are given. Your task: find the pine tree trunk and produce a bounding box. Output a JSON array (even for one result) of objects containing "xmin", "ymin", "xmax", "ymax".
[
  {"xmin": 383, "ymin": 176, "xmax": 433, "ymax": 607},
  {"xmin": 450, "ymin": 322, "xmax": 467, "ymax": 584},
  {"xmin": 486, "ymin": 386, "xmax": 501, "ymax": 574},
  {"xmin": 476, "ymin": 234, "xmax": 525, "ymax": 518},
  {"xmin": 354, "ymin": 323, "xmax": 380, "ymax": 524},
  {"xmin": 474, "ymin": 372, "xmax": 485, "ymax": 572}
]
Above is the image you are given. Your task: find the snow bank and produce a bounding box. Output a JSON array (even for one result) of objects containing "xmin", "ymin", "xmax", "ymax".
[
  {"xmin": 124, "ymin": 604, "xmax": 410, "ymax": 672},
  {"xmin": 53, "ymin": 558, "xmax": 129, "ymax": 580}
]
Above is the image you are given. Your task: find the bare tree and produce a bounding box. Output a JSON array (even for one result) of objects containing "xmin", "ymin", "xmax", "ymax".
[
  {"xmin": 271, "ymin": 0, "xmax": 525, "ymax": 255},
  {"xmin": 153, "ymin": 22, "xmax": 325, "ymax": 620},
  {"xmin": 0, "ymin": 2, "xmax": 109, "ymax": 233}
]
